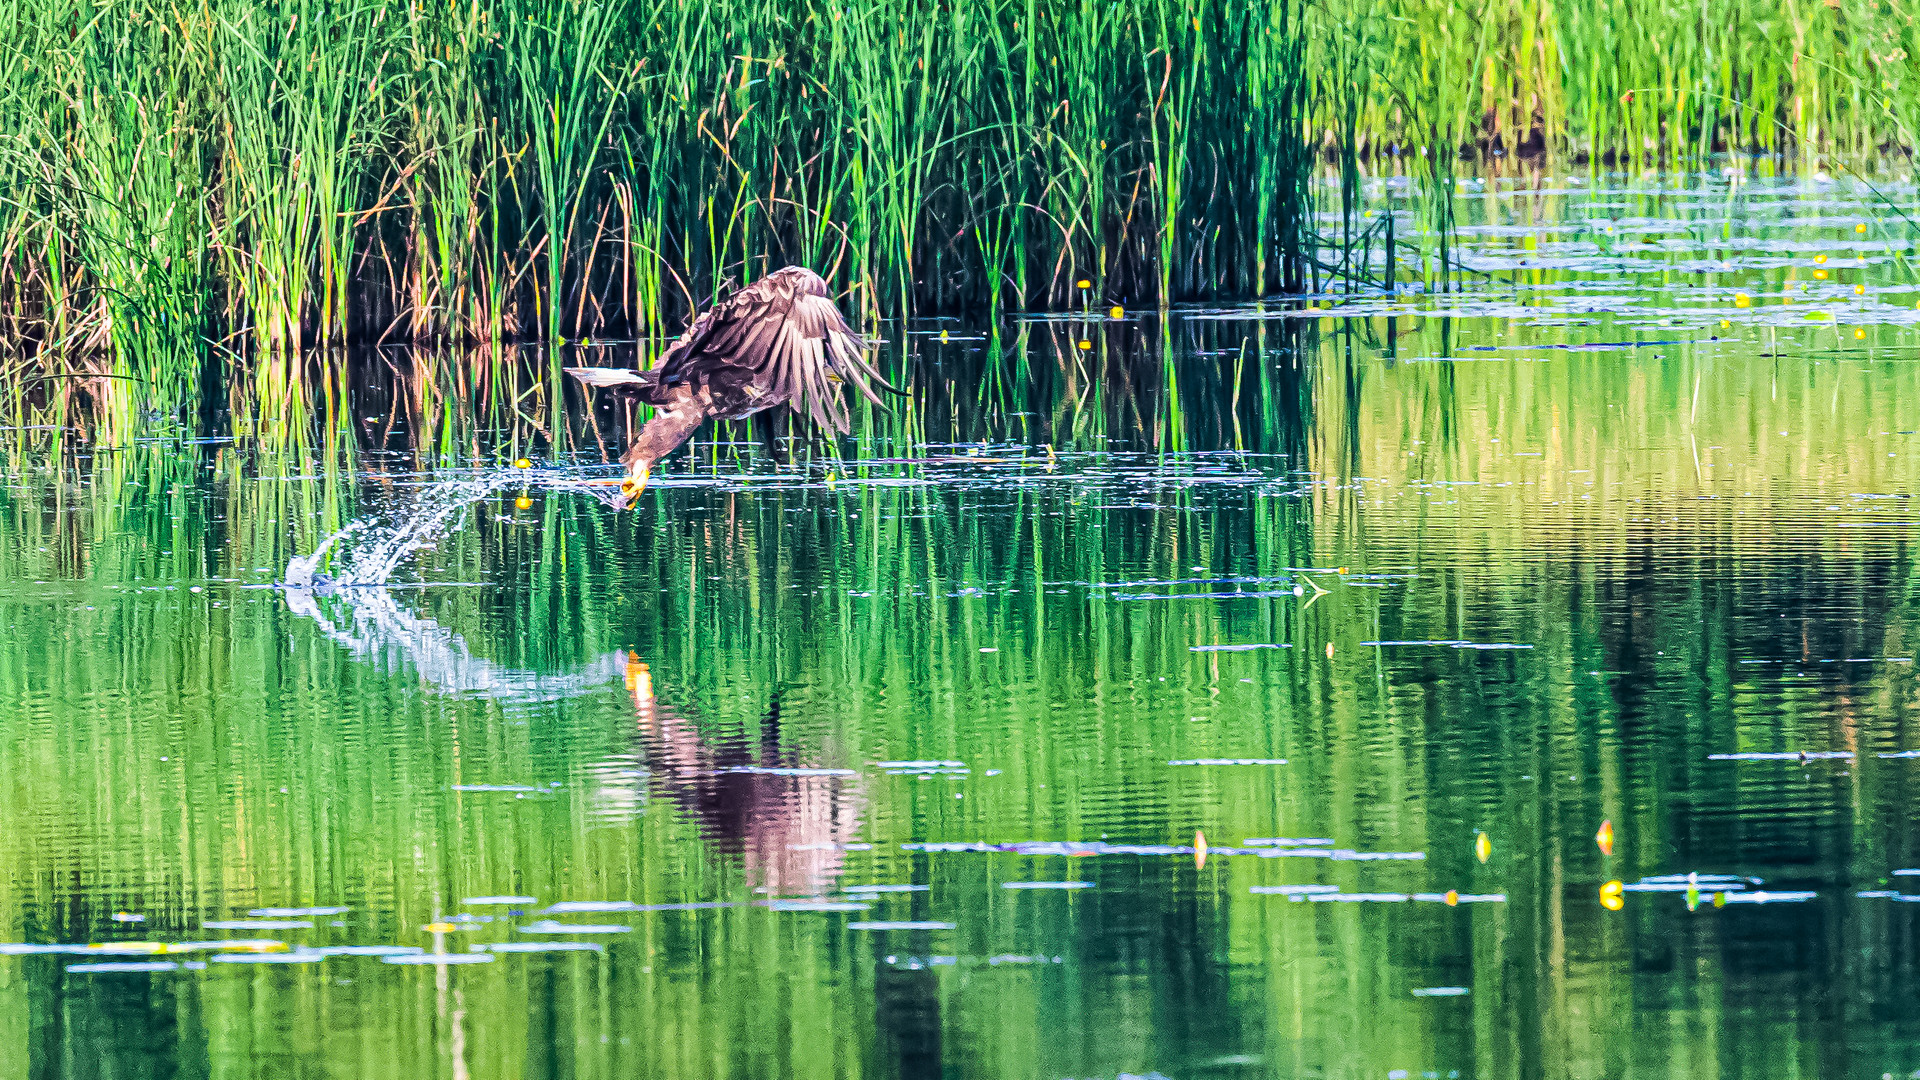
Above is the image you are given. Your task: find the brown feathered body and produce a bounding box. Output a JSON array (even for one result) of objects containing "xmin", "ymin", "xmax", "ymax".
[{"xmin": 567, "ymin": 266, "xmax": 897, "ymax": 508}]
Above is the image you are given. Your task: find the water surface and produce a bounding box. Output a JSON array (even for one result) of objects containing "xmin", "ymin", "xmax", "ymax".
[{"xmin": 7, "ymin": 171, "xmax": 1920, "ymax": 1078}]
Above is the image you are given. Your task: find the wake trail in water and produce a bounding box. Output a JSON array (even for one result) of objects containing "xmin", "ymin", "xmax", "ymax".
[
  {"xmin": 286, "ymin": 472, "xmax": 529, "ymax": 588},
  {"xmin": 279, "ymin": 468, "xmax": 626, "ymax": 703}
]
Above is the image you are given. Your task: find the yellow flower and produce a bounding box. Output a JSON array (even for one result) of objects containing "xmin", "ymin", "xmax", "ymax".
[
  {"xmin": 1077, "ymin": 339, "xmax": 1092, "ymax": 351},
  {"xmin": 1816, "ymin": 254, "xmax": 1827, "ymax": 264},
  {"xmin": 1855, "ymin": 284, "xmax": 1866, "ymax": 295},
  {"xmin": 513, "ymin": 459, "xmax": 532, "ymax": 469},
  {"xmin": 1815, "ymin": 269, "xmax": 1828, "ymax": 280},
  {"xmin": 1075, "ymin": 279, "xmax": 1091, "ymax": 290},
  {"xmin": 1857, "ymin": 223, "xmax": 1869, "ymax": 233},
  {"xmin": 514, "ymin": 496, "xmax": 532, "ymax": 510},
  {"xmin": 1856, "ymin": 328, "xmax": 1867, "ymax": 339},
  {"xmin": 1108, "ymin": 306, "xmax": 1124, "ymax": 319},
  {"xmin": 1733, "ymin": 293, "xmax": 1750, "ymax": 308}
]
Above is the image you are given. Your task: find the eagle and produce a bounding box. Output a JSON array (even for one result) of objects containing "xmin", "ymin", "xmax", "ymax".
[{"xmin": 567, "ymin": 266, "xmax": 901, "ymax": 509}]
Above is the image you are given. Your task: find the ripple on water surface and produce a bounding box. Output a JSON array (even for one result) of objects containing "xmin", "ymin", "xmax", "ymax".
[{"xmin": 6, "ymin": 171, "xmax": 1920, "ymax": 1077}]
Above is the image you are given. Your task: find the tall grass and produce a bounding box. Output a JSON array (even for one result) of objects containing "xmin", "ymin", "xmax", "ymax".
[
  {"xmin": 2, "ymin": 0, "xmax": 1918, "ymax": 445},
  {"xmin": 0, "ymin": 0, "xmax": 1335, "ymax": 444},
  {"xmin": 1351, "ymin": 0, "xmax": 1920, "ymax": 164}
]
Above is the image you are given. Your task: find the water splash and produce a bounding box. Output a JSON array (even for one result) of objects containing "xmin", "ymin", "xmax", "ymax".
[
  {"xmin": 282, "ymin": 520, "xmax": 361, "ymax": 589},
  {"xmin": 280, "ymin": 469, "xmax": 624, "ymax": 702},
  {"xmin": 286, "ymin": 472, "xmax": 525, "ymax": 588}
]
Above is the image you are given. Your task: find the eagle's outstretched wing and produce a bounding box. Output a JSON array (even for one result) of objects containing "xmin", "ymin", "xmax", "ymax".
[{"xmin": 654, "ymin": 266, "xmax": 902, "ymax": 432}]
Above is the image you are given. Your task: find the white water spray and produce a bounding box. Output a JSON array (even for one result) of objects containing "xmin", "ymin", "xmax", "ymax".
[
  {"xmin": 281, "ymin": 468, "xmax": 625, "ymax": 702},
  {"xmin": 285, "ymin": 473, "xmax": 525, "ymax": 588}
]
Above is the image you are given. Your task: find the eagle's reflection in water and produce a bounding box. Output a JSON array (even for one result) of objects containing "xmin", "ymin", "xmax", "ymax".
[
  {"xmin": 615, "ymin": 654, "xmax": 865, "ymax": 897},
  {"xmin": 285, "ymin": 584, "xmax": 863, "ymax": 897}
]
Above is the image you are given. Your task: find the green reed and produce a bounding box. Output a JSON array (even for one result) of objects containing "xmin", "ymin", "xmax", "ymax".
[
  {"xmin": 3, "ymin": 0, "xmax": 1919, "ymax": 447},
  {"xmin": 1353, "ymin": 0, "xmax": 1920, "ymax": 164},
  {"xmin": 0, "ymin": 0, "xmax": 1335, "ymax": 445}
]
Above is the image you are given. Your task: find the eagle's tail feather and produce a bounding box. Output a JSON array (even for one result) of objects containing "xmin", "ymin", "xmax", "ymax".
[{"xmin": 566, "ymin": 367, "xmax": 657, "ymax": 390}]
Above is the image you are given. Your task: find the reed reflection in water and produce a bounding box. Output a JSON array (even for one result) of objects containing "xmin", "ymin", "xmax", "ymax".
[{"xmin": 12, "ymin": 239, "xmax": 1920, "ymax": 1073}]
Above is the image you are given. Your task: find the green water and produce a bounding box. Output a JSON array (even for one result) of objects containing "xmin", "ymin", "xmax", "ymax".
[{"xmin": 8, "ymin": 172, "xmax": 1920, "ymax": 1078}]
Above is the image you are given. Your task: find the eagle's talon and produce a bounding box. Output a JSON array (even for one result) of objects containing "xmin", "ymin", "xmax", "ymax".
[{"xmin": 620, "ymin": 466, "xmax": 648, "ymax": 501}]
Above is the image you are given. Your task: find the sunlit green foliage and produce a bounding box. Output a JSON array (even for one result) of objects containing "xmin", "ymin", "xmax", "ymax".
[
  {"xmin": 0, "ymin": 0, "xmax": 1329, "ymax": 443},
  {"xmin": 2, "ymin": 0, "xmax": 1917, "ymax": 446}
]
